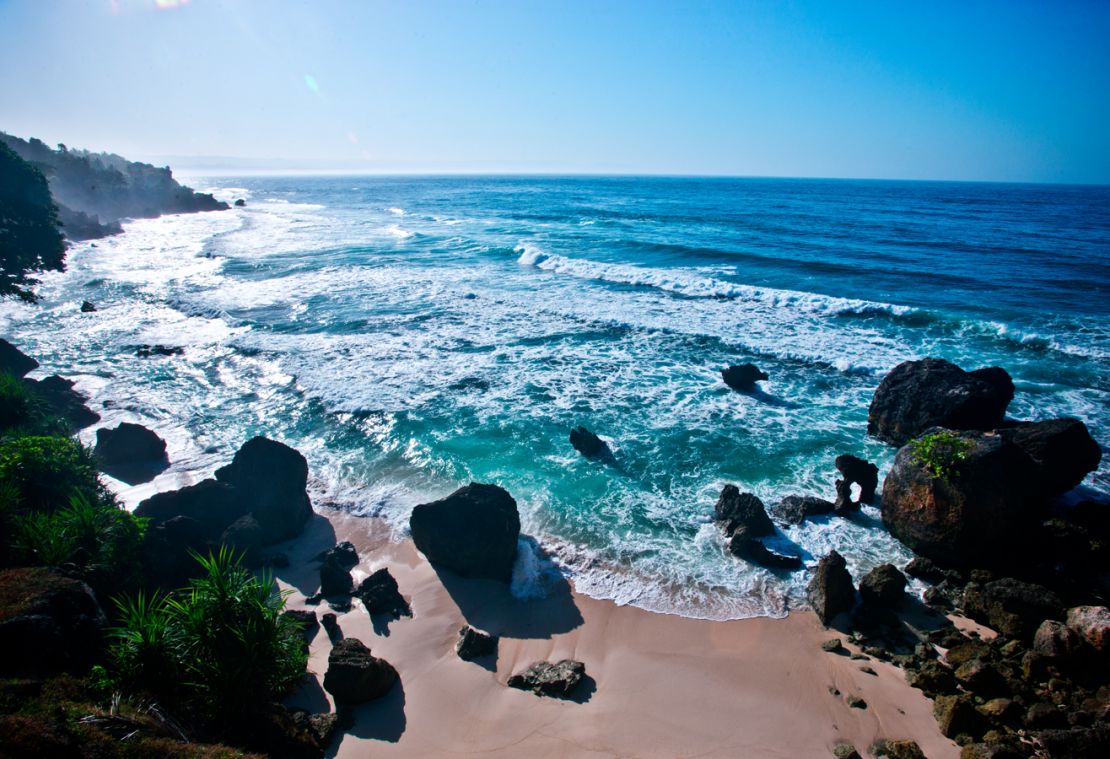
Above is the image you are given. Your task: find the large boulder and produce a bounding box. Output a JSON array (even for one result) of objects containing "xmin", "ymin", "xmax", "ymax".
[
  {"xmin": 835, "ymin": 454, "xmax": 879, "ymax": 504},
  {"xmin": 24, "ymin": 375, "xmax": 99, "ymax": 430},
  {"xmin": 322, "ymin": 638, "xmax": 398, "ymax": 704},
  {"xmin": 0, "ymin": 338, "xmax": 38, "ymax": 377},
  {"xmin": 867, "ymin": 358, "xmax": 1014, "ymax": 446},
  {"xmin": 135, "ymin": 479, "xmax": 247, "ymax": 540},
  {"xmin": 94, "ymin": 422, "xmax": 167, "ymax": 466},
  {"xmin": 722, "ymin": 363, "xmax": 768, "ymax": 392},
  {"xmin": 0, "ymin": 568, "xmax": 106, "ymax": 677},
  {"xmin": 456, "ymin": 625, "xmax": 498, "ymax": 661},
  {"xmin": 409, "ymin": 483, "xmax": 520, "ymax": 582},
  {"xmin": 507, "ymin": 659, "xmax": 586, "ymax": 698},
  {"xmin": 714, "ymin": 485, "xmax": 774, "ymax": 537},
  {"xmin": 859, "ymin": 563, "xmax": 907, "ymax": 608},
  {"xmin": 880, "ymin": 429, "xmax": 1040, "ymax": 567},
  {"xmin": 773, "ymin": 494, "xmax": 835, "ymax": 525},
  {"xmin": 1066, "ymin": 605, "xmax": 1109, "ymax": 656},
  {"xmin": 961, "ymin": 578, "xmax": 1063, "ymax": 642},
  {"xmin": 319, "ymin": 555, "xmax": 353, "ymax": 597},
  {"xmin": 569, "ymin": 426, "xmax": 610, "ymax": 459},
  {"xmin": 997, "ymin": 418, "xmax": 1102, "ymax": 497},
  {"xmin": 807, "ymin": 550, "xmax": 855, "ymax": 625},
  {"xmin": 219, "ymin": 514, "xmax": 264, "ymax": 565},
  {"xmin": 215, "ymin": 437, "xmax": 312, "ymax": 544},
  {"xmin": 728, "ymin": 527, "xmax": 802, "ymax": 570},
  {"xmin": 354, "ymin": 568, "xmax": 409, "ymax": 617}
]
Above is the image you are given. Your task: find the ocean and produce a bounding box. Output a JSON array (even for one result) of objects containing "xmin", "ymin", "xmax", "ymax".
[{"xmin": 3, "ymin": 176, "xmax": 1108, "ymax": 620}]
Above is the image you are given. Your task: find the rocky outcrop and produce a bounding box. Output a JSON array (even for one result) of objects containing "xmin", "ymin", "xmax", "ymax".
[
  {"xmin": 997, "ymin": 418, "xmax": 1102, "ymax": 496},
  {"xmin": 0, "ymin": 568, "xmax": 106, "ymax": 677},
  {"xmin": 714, "ymin": 485, "xmax": 774, "ymax": 537},
  {"xmin": 507, "ymin": 659, "xmax": 586, "ymax": 698},
  {"xmin": 136, "ymin": 479, "xmax": 246, "ymax": 539},
  {"xmin": 721, "ymin": 363, "xmax": 768, "ymax": 392},
  {"xmin": 456, "ymin": 625, "xmax": 498, "ymax": 661},
  {"xmin": 569, "ymin": 426, "xmax": 610, "ymax": 459},
  {"xmin": 961, "ymin": 578, "xmax": 1063, "ymax": 642},
  {"xmin": 354, "ymin": 569, "xmax": 409, "ymax": 617},
  {"xmin": 24, "ymin": 375, "xmax": 99, "ymax": 430},
  {"xmin": 728, "ymin": 528, "xmax": 802, "ymax": 570},
  {"xmin": 773, "ymin": 495, "xmax": 835, "ymax": 525},
  {"xmin": 321, "ymin": 613, "xmax": 341, "ymax": 641},
  {"xmin": 322, "ymin": 638, "xmax": 397, "ymax": 704},
  {"xmin": 315, "ymin": 542, "xmax": 359, "ymax": 569},
  {"xmin": 867, "ymin": 358, "xmax": 1014, "ymax": 446},
  {"xmin": 140, "ymin": 515, "xmax": 209, "ymax": 589},
  {"xmin": 0, "ymin": 339, "xmax": 38, "ymax": 377},
  {"xmin": 859, "ymin": 564, "xmax": 906, "ymax": 608},
  {"xmin": 214, "ymin": 436, "xmax": 312, "ymax": 544},
  {"xmin": 833, "ymin": 479, "xmax": 860, "ymax": 516},
  {"xmin": 880, "ymin": 429, "xmax": 1039, "ymax": 568},
  {"xmin": 409, "ymin": 483, "xmax": 520, "ymax": 582},
  {"xmin": 835, "ymin": 454, "xmax": 879, "ymax": 504},
  {"xmin": 219, "ymin": 515, "xmax": 264, "ymax": 565},
  {"xmin": 933, "ymin": 693, "xmax": 984, "ymax": 738},
  {"xmin": 319, "ymin": 555, "xmax": 353, "ymax": 597},
  {"xmin": 1032, "ymin": 619, "xmax": 1085, "ymax": 662},
  {"xmin": 94, "ymin": 422, "xmax": 167, "ymax": 466},
  {"xmin": 807, "ymin": 551, "xmax": 855, "ymax": 625}
]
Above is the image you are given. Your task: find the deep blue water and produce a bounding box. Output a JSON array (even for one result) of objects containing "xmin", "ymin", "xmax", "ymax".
[{"xmin": 4, "ymin": 176, "xmax": 1108, "ymax": 618}]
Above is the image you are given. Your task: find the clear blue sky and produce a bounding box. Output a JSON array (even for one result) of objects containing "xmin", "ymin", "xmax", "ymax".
[{"xmin": 1, "ymin": 0, "xmax": 1108, "ymax": 182}]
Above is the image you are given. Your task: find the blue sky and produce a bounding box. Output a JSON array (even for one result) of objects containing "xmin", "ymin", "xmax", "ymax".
[{"xmin": 1, "ymin": 0, "xmax": 1108, "ymax": 182}]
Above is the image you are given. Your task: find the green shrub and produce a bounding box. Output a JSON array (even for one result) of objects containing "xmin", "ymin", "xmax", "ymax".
[
  {"xmin": 909, "ymin": 431, "xmax": 974, "ymax": 481},
  {"xmin": 111, "ymin": 549, "xmax": 307, "ymax": 729},
  {"xmin": 0, "ymin": 435, "xmax": 108, "ymax": 514},
  {"xmin": 0, "ymin": 372, "xmax": 61, "ymax": 437}
]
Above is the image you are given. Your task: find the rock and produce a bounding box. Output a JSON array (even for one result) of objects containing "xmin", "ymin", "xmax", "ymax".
[
  {"xmin": 1066, "ymin": 605, "xmax": 1109, "ymax": 655},
  {"xmin": 934, "ymin": 694, "xmax": 986, "ymax": 739},
  {"xmin": 354, "ymin": 568, "xmax": 409, "ymax": 617},
  {"xmin": 880, "ymin": 429, "xmax": 1040, "ymax": 568},
  {"xmin": 234, "ymin": 198, "xmax": 246, "ymax": 207},
  {"xmin": 0, "ymin": 338, "xmax": 38, "ymax": 377},
  {"xmin": 322, "ymin": 638, "xmax": 397, "ymax": 704},
  {"xmin": 867, "ymin": 358, "xmax": 1014, "ymax": 446},
  {"xmin": 1024, "ymin": 702, "xmax": 1068, "ymax": 730},
  {"xmin": 907, "ymin": 661, "xmax": 958, "ymax": 696},
  {"xmin": 962, "ymin": 579, "xmax": 1063, "ymax": 642},
  {"xmin": 24, "ymin": 375, "xmax": 100, "ymax": 430},
  {"xmin": 1035, "ymin": 725, "xmax": 1110, "ymax": 758},
  {"xmin": 946, "ymin": 638, "xmax": 992, "ymax": 668},
  {"xmin": 219, "ymin": 514, "xmax": 264, "ymax": 565},
  {"xmin": 835, "ymin": 454, "xmax": 879, "ymax": 504},
  {"xmin": 954, "ymin": 658, "xmax": 1008, "ymax": 698},
  {"xmin": 833, "ymin": 479, "xmax": 860, "ymax": 516},
  {"xmin": 315, "ymin": 541, "xmax": 359, "ymax": 569},
  {"xmin": 833, "ymin": 744, "xmax": 862, "ymax": 759},
  {"xmin": 0, "ymin": 568, "xmax": 106, "ymax": 677},
  {"xmin": 287, "ymin": 708, "xmax": 338, "ymax": 752},
  {"xmin": 80, "ymin": 300, "xmax": 96, "ymax": 312},
  {"xmin": 569, "ymin": 426, "xmax": 610, "ymax": 459},
  {"xmin": 977, "ymin": 698, "xmax": 1019, "ymax": 724},
  {"xmin": 140, "ymin": 515, "xmax": 209, "ymax": 589},
  {"xmin": 859, "ymin": 564, "xmax": 907, "ymax": 608},
  {"xmin": 135, "ymin": 479, "xmax": 247, "ymax": 540},
  {"xmin": 998, "ymin": 418, "xmax": 1102, "ymax": 497},
  {"xmin": 409, "ymin": 482, "xmax": 520, "ymax": 582},
  {"xmin": 507, "ymin": 659, "xmax": 586, "ymax": 698},
  {"xmin": 94, "ymin": 422, "xmax": 167, "ymax": 466},
  {"xmin": 714, "ymin": 485, "xmax": 774, "ymax": 537},
  {"xmin": 214, "ymin": 436, "xmax": 312, "ymax": 544},
  {"xmin": 135, "ymin": 344, "xmax": 184, "ymax": 357},
  {"xmin": 728, "ymin": 527, "xmax": 802, "ymax": 570},
  {"xmin": 321, "ymin": 613, "xmax": 341, "ymax": 641},
  {"xmin": 821, "ymin": 638, "xmax": 844, "ymax": 653},
  {"xmin": 773, "ymin": 494, "xmax": 836, "ymax": 525},
  {"xmin": 721, "ymin": 363, "xmax": 768, "ymax": 392},
  {"xmin": 847, "ymin": 695, "xmax": 867, "ymax": 709},
  {"xmin": 319, "ymin": 555, "xmax": 353, "ymax": 597},
  {"xmin": 807, "ymin": 550, "xmax": 856, "ymax": 625},
  {"xmin": 456, "ymin": 625, "xmax": 498, "ymax": 661},
  {"xmin": 1033, "ymin": 619, "xmax": 1085, "ymax": 662},
  {"xmin": 904, "ymin": 556, "xmax": 954, "ymax": 585},
  {"xmin": 872, "ymin": 739, "xmax": 926, "ymax": 759}
]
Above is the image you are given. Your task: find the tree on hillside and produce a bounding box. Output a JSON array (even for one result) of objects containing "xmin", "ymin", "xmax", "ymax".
[{"xmin": 0, "ymin": 142, "xmax": 66, "ymax": 301}]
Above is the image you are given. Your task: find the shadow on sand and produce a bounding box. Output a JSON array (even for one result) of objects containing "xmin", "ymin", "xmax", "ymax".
[
  {"xmin": 271, "ymin": 513, "xmax": 339, "ymax": 597},
  {"xmin": 326, "ymin": 680, "xmax": 407, "ymax": 756}
]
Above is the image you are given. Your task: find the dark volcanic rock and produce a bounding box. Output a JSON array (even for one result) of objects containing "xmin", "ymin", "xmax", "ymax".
[
  {"xmin": 315, "ymin": 541, "xmax": 359, "ymax": 569},
  {"xmin": 962, "ymin": 578, "xmax": 1064, "ymax": 642},
  {"xmin": 1033, "ymin": 619, "xmax": 1084, "ymax": 662},
  {"xmin": 0, "ymin": 568, "xmax": 106, "ymax": 677},
  {"xmin": 859, "ymin": 564, "xmax": 907, "ymax": 608},
  {"xmin": 835, "ymin": 454, "xmax": 880, "ymax": 504},
  {"xmin": 219, "ymin": 514, "xmax": 264, "ymax": 565},
  {"xmin": 321, "ymin": 613, "xmax": 341, "ymax": 641},
  {"xmin": 1066, "ymin": 605, "xmax": 1109, "ymax": 656},
  {"xmin": 880, "ymin": 429, "xmax": 1040, "ymax": 568},
  {"xmin": 773, "ymin": 494, "xmax": 836, "ymax": 525},
  {"xmin": 507, "ymin": 659, "xmax": 586, "ymax": 698},
  {"xmin": 833, "ymin": 479, "xmax": 860, "ymax": 516},
  {"xmin": 721, "ymin": 363, "xmax": 768, "ymax": 392},
  {"xmin": 569, "ymin": 426, "xmax": 610, "ymax": 459},
  {"xmin": 94, "ymin": 422, "xmax": 167, "ymax": 466},
  {"xmin": 906, "ymin": 661, "xmax": 958, "ymax": 697},
  {"xmin": 867, "ymin": 358, "xmax": 1014, "ymax": 446},
  {"xmin": 234, "ymin": 198, "xmax": 246, "ymax": 207},
  {"xmin": 24, "ymin": 375, "xmax": 99, "ymax": 430},
  {"xmin": 871, "ymin": 740, "xmax": 926, "ymax": 759},
  {"xmin": 354, "ymin": 568, "xmax": 409, "ymax": 617},
  {"xmin": 807, "ymin": 550, "xmax": 856, "ymax": 625},
  {"xmin": 80, "ymin": 300, "xmax": 96, "ymax": 312},
  {"xmin": 215, "ymin": 436, "xmax": 312, "ymax": 544},
  {"xmin": 322, "ymin": 638, "xmax": 397, "ymax": 704},
  {"xmin": 456, "ymin": 625, "xmax": 499, "ymax": 660},
  {"xmin": 0, "ymin": 338, "xmax": 38, "ymax": 377},
  {"xmin": 953, "ymin": 658, "xmax": 1008, "ymax": 698},
  {"xmin": 136, "ymin": 344, "xmax": 184, "ymax": 358},
  {"xmin": 320, "ymin": 555, "xmax": 353, "ymax": 597},
  {"xmin": 933, "ymin": 693, "xmax": 985, "ymax": 739},
  {"xmin": 714, "ymin": 485, "xmax": 774, "ymax": 537},
  {"xmin": 728, "ymin": 527, "xmax": 802, "ymax": 570},
  {"xmin": 1035, "ymin": 726, "xmax": 1110, "ymax": 759},
  {"xmin": 998, "ymin": 418, "xmax": 1102, "ymax": 497},
  {"xmin": 135, "ymin": 479, "xmax": 246, "ymax": 540},
  {"xmin": 409, "ymin": 482, "xmax": 520, "ymax": 582}
]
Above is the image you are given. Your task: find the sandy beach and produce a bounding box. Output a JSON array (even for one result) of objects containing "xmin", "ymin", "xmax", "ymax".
[{"xmin": 274, "ymin": 511, "xmax": 960, "ymax": 759}]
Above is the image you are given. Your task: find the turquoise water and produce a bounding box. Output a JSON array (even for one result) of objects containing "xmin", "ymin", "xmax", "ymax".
[{"xmin": 3, "ymin": 177, "xmax": 1108, "ymax": 618}]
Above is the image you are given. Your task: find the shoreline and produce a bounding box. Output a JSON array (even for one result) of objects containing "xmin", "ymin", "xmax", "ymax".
[{"xmin": 275, "ymin": 508, "xmax": 959, "ymax": 758}]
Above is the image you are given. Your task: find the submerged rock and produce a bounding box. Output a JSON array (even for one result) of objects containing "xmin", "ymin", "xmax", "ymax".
[
  {"xmin": 135, "ymin": 344, "xmax": 184, "ymax": 358},
  {"xmin": 773, "ymin": 494, "xmax": 835, "ymax": 525},
  {"xmin": 234, "ymin": 198, "xmax": 246, "ymax": 207},
  {"xmin": 323, "ymin": 638, "xmax": 397, "ymax": 704},
  {"xmin": 721, "ymin": 363, "xmax": 768, "ymax": 392},
  {"xmin": 94, "ymin": 422, "xmax": 167, "ymax": 466},
  {"xmin": 456, "ymin": 625, "xmax": 498, "ymax": 661},
  {"xmin": 0, "ymin": 338, "xmax": 38, "ymax": 377},
  {"xmin": 867, "ymin": 358, "xmax": 1014, "ymax": 446},
  {"xmin": 714, "ymin": 485, "xmax": 774, "ymax": 537},
  {"xmin": 409, "ymin": 482, "xmax": 520, "ymax": 582},
  {"xmin": 569, "ymin": 426, "xmax": 611, "ymax": 459},
  {"xmin": 507, "ymin": 659, "xmax": 586, "ymax": 698},
  {"xmin": 80, "ymin": 300, "xmax": 97, "ymax": 312},
  {"xmin": 807, "ymin": 550, "xmax": 855, "ymax": 625},
  {"xmin": 835, "ymin": 454, "xmax": 879, "ymax": 504},
  {"xmin": 728, "ymin": 527, "xmax": 802, "ymax": 570}
]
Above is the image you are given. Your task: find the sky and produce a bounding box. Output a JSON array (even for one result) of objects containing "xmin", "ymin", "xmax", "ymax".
[{"xmin": 1, "ymin": 0, "xmax": 1109, "ymax": 183}]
